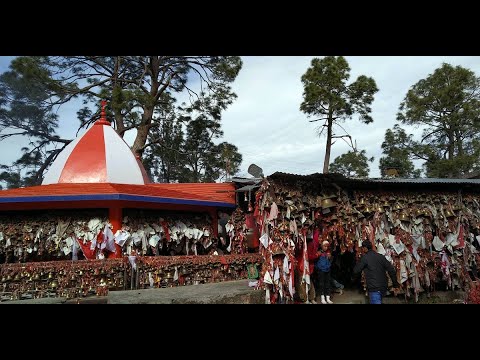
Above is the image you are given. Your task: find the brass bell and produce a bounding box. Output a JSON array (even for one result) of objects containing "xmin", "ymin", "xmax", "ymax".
[
  {"xmin": 321, "ymin": 198, "xmax": 336, "ymax": 209},
  {"xmin": 48, "ymin": 272, "xmax": 54, "ymax": 279},
  {"xmin": 13, "ymin": 274, "xmax": 21, "ymax": 282},
  {"xmin": 358, "ymin": 198, "xmax": 366, "ymax": 206},
  {"xmin": 50, "ymin": 280, "xmax": 58, "ymax": 289},
  {"xmin": 399, "ymin": 212, "xmax": 410, "ymax": 222},
  {"xmin": 394, "ymin": 203, "xmax": 403, "ymax": 211},
  {"xmin": 33, "ymin": 274, "xmax": 40, "ymax": 281}
]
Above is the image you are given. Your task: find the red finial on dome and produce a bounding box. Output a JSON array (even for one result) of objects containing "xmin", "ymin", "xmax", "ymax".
[{"xmin": 95, "ymin": 100, "xmax": 111, "ymax": 126}]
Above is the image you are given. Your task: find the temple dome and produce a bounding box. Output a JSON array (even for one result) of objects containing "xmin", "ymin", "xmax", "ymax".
[{"xmin": 42, "ymin": 101, "xmax": 149, "ymax": 185}]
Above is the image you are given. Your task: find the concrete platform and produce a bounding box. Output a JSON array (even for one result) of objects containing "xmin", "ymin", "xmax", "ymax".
[
  {"xmin": 1, "ymin": 283, "xmax": 465, "ymax": 304},
  {"xmin": 108, "ymin": 280, "xmax": 264, "ymax": 304}
]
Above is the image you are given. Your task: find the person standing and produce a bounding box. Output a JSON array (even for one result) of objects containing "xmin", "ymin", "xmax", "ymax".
[
  {"xmin": 316, "ymin": 240, "xmax": 333, "ymax": 304},
  {"xmin": 353, "ymin": 240, "xmax": 400, "ymax": 304}
]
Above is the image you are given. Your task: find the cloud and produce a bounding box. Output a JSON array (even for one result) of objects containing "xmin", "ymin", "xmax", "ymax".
[
  {"xmin": 220, "ymin": 56, "xmax": 480, "ymax": 178},
  {"xmin": 1, "ymin": 56, "xmax": 480, "ymax": 179}
]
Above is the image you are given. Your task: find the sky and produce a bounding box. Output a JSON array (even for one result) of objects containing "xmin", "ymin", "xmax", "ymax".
[{"xmin": 1, "ymin": 56, "xmax": 480, "ymax": 179}]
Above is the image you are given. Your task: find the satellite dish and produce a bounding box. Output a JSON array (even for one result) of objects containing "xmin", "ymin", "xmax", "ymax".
[{"xmin": 248, "ymin": 164, "xmax": 264, "ymax": 178}]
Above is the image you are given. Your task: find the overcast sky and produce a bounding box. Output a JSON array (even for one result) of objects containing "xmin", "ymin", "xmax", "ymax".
[{"xmin": 1, "ymin": 56, "xmax": 480, "ymax": 179}]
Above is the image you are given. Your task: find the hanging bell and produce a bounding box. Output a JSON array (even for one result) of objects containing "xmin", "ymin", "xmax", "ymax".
[
  {"xmin": 399, "ymin": 212, "xmax": 410, "ymax": 222},
  {"xmin": 321, "ymin": 198, "xmax": 336, "ymax": 209}
]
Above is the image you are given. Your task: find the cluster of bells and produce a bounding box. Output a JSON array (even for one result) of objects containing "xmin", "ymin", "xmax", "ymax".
[
  {"xmin": 262, "ymin": 185, "xmax": 338, "ymax": 211},
  {"xmin": 228, "ymin": 208, "xmax": 249, "ymax": 254},
  {"xmin": 138, "ymin": 263, "xmax": 249, "ymax": 288},
  {"xmin": 0, "ymin": 263, "xmax": 127, "ymax": 300},
  {"xmin": 342, "ymin": 192, "xmax": 465, "ymax": 223}
]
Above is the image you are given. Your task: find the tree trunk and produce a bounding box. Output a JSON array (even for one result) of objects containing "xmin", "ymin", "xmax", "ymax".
[
  {"xmin": 323, "ymin": 112, "xmax": 333, "ymax": 174},
  {"xmin": 114, "ymin": 110, "xmax": 125, "ymax": 137},
  {"xmin": 132, "ymin": 108, "xmax": 153, "ymax": 157},
  {"xmin": 132, "ymin": 123, "xmax": 149, "ymax": 157}
]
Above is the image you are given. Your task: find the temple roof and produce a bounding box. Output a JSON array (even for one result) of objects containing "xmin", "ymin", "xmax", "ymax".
[{"xmin": 42, "ymin": 101, "xmax": 149, "ymax": 185}]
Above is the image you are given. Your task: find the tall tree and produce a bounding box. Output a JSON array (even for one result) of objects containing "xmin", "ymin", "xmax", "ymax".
[
  {"xmin": 144, "ymin": 92, "xmax": 242, "ymax": 183},
  {"xmin": 379, "ymin": 125, "xmax": 421, "ymax": 178},
  {"xmin": 0, "ymin": 69, "xmax": 71, "ymax": 189},
  {"xmin": 397, "ymin": 63, "xmax": 480, "ymax": 178},
  {"xmin": 0, "ymin": 56, "xmax": 242, "ymax": 185},
  {"xmin": 143, "ymin": 95, "xmax": 185, "ymax": 183},
  {"xmin": 329, "ymin": 150, "xmax": 373, "ymax": 178},
  {"xmin": 300, "ymin": 56, "xmax": 378, "ymax": 173},
  {"xmin": 216, "ymin": 142, "xmax": 243, "ymax": 181},
  {"xmin": 179, "ymin": 113, "xmax": 224, "ymax": 183}
]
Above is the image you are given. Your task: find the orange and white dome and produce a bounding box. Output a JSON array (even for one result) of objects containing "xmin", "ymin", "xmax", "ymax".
[{"xmin": 42, "ymin": 102, "xmax": 149, "ymax": 185}]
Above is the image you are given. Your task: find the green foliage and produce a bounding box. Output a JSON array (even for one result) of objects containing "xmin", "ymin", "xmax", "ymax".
[
  {"xmin": 329, "ymin": 150, "xmax": 373, "ymax": 178},
  {"xmin": 144, "ymin": 93, "xmax": 242, "ymax": 183},
  {"xmin": 397, "ymin": 63, "xmax": 480, "ymax": 178},
  {"xmin": 0, "ymin": 56, "xmax": 243, "ymax": 187},
  {"xmin": 300, "ymin": 56, "xmax": 378, "ymax": 173},
  {"xmin": 0, "ymin": 67, "xmax": 70, "ymax": 188},
  {"xmin": 379, "ymin": 125, "xmax": 421, "ymax": 178}
]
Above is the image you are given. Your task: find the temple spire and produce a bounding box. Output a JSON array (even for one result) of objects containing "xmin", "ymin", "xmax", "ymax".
[{"xmin": 95, "ymin": 100, "xmax": 111, "ymax": 126}]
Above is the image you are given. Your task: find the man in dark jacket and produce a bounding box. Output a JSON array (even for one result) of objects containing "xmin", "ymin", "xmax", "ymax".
[{"xmin": 353, "ymin": 240, "xmax": 400, "ymax": 304}]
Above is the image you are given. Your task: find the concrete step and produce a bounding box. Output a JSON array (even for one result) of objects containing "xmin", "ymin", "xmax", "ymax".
[{"xmin": 108, "ymin": 280, "xmax": 264, "ymax": 304}]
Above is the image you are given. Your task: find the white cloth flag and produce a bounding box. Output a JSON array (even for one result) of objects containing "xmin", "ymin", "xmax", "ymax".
[
  {"xmin": 103, "ymin": 224, "xmax": 116, "ymax": 253},
  {"xmin": 283, "ymin": 256, "xmax": 289, "ymax": 275},
  {"xmin": 274, "ymin": 266, "xmax": 280, "ymax": 284},
  {"xmin": 114, "ymin": 230, "xmax": 130, "ymax": 247},
  {"xmin": 128, "ymin": 255, "xmax": 137, "ymax": 270},
  {"xmin": 174, "ymin": 266, "xmax": 179, "ymax": 281},
  {"xmin": 263, "ymin": 270, "xmax": 273, "ymax": 285},
  {"xmin": 72, "ymin": 237, "xmax": 80, "ymax": 261},
  {"xmin": 259, "ymin": 233, "xmax": 269, "ymax": 248}
]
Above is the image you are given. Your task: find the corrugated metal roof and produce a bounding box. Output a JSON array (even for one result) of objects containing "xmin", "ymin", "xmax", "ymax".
[
  {"xmin": 231, "ymin": 177, "xmax": 263, "ymax": 184},
  {"xmin": 365, "ymin": 178, "xmax": 480, "ymax": 185},
  {"xmin": 235, "ymin": 184, "xmax": 260, "ymax": 192},
  {"xmin": 267, "ymin": 172, "xmax": 480, "ymax": 188}
]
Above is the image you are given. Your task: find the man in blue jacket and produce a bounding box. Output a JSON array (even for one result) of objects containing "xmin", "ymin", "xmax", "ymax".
[{"xmin": 353, "ymin": 240, "xmax": 400, "ymax": 304}]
